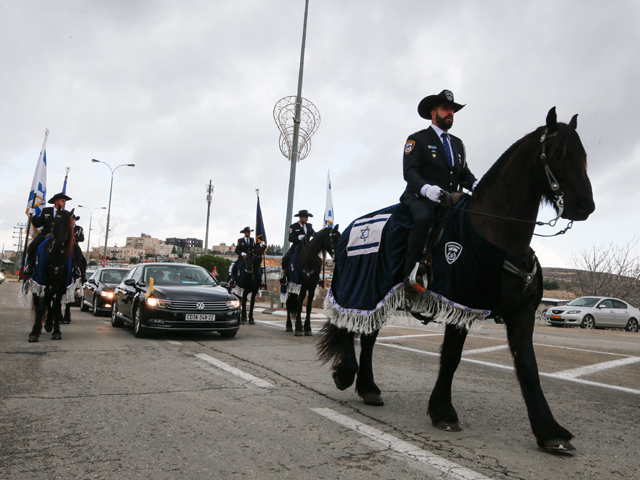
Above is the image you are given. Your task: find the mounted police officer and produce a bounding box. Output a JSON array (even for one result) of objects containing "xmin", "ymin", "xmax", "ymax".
[
  {"xmin": 401, "ymin": 90, "xmax": 478, "ymax": 294},
  {"xmin": 280, "ymin": 209, "xmax": 315, "ymax": 285},
  {"xmin": 24, "ymin": 192, "xmax": 72, "ymax": 277},
  {"xmin": 230, "ymin": 227, "xmax": 254, "ymax": 286},
  {"xmin": 72, "ymin": 218, "xmax": 87, "ymax": 282}
]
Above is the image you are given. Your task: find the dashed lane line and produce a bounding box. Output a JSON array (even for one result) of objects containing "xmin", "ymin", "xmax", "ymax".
[
  {"xmin": 550, "ymin": 356, "xmax": 640, "ymax": 379},
  {"xmin": 461, "ymin": 345, "xmax": 510, "ymax": 356},
  {"xmin": 311, "ymin": 407, "xmax": 495, "ymax": 480},
  {"xmin": 380, "ymin": 334, "xmax": 443, "ymax": 341},
  {"xmin": 166, "ymin": 340, "xmax": 182, "ymax": 345},
  {"xmin": 194, "ymin": 353, "xmax": 274, "ymax": 388}
]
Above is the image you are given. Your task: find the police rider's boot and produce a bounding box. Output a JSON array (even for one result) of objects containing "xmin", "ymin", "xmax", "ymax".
[
  {"xmin": 279, "ymin": 270, "xmax": 288, "ymax": 286},
  {"xmin": 405, "ymin": 262, "xmax": 427, "ymax": 295}
]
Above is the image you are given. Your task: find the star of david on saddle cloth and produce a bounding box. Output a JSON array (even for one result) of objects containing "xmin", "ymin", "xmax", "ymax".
[{"xmin": 324, "ymin": 197, "xmax": 507, "ymax": 334}]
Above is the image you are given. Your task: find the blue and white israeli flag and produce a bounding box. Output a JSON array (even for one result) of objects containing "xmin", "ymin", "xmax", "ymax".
[
  {"xmin": 25, "ymin": 130, "xmax": 48, "ymax": 238},
  {"xmin": 323, "ymin": 171, "xmax": 334, "ymax": 228},
  {"xmin": 346, "ymin": 213, "xmax": 391, "ymax": 257}
]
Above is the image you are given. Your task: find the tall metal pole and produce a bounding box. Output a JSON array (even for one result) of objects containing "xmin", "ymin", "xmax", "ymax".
[
  {"xmin": 283, "ymin": 0, "xmax": 310, "ymax": 255},
  {"xmin": 92, "ymin": 159, "xmax": 135, "ymax": 260},
  {"xmin": 78, "ymin": 205, "xmax": 106, "ymax": 256},
  {"xmin": 204, "ymin": 181, "xmax": 213, "ymax": 253}
]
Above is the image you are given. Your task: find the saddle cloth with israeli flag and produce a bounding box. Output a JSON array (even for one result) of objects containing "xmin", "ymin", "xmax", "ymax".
[{"xmin": 325, "ymin": 198, "xmax": 507, "ymax": 334}]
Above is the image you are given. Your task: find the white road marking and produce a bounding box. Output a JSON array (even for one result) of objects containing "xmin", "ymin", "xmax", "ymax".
[
  {"xmin": 550, "ymin": 356, "xmax": 640, "ymax": 379},
  {"xmin": 311, "ymin": 407, "xmax": 495, "ymax": 480},
  {"xmin": 194, "ymin": 353, "xmax": 274, "ymax": 388},
  {"xmin": 166, "ymin": 340, "xmax": 182, "ymax": 345},
  {"xmin": 377, "ymin": 342, "xmax": 640, "ymax": 395},
  {"xmin": 461, "ymin": 345, "xmax": 509, "ymax": 356},
  {"xmin": 380, "ymin": 334, "xmax": 443, "ymax": 341}
]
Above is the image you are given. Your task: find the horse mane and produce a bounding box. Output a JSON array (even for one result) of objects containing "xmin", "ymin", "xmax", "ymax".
[{"xmin": 474, "ymin": 122, "xmax": 586, "ymax": 206}]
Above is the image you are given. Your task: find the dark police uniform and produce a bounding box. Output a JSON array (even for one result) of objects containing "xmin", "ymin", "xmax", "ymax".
[
  {"xmin": 281, "ymin": 221, "xmax": 315, "ymax": 274},
  {"xmin": 401, "ymin": 125, "xmax": 477, "ymax": 277},
  {"xmin": 73, "ymin": 224, "xmax": 87, "ymax": 280},
  {"xmin": 235, "ymin": 236, "xmax": 255, "ymax": 260},
  {"xmin": 26, "ymin": 207, "xmax": 58, "ymax": 270}
]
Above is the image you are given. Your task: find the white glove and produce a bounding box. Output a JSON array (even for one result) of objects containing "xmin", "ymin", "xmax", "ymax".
[
  {"xmin": 298, "ymin": 234, "xmax": 305, "ymax": 241},
  {"xmin": 260, "ymin": 241, "xmax": 266, "ymax": 247},
  {"xmin": 241, "ymin": 252, "xmax": 247, "ymax": 257},
  {"xmin": 28, "ymin": 208, "xmax": 36, "ymax": 216},
  {"xmin": 472, "ymin": 179, "xmax": 479, "ymax": 191},
  {"xmin": 420, "ymin": 184, "xmax": 443, "ymax": 203}
]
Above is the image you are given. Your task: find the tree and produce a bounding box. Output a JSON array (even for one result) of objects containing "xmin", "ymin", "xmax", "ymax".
[
  {"xmin": 189, "ymin": 255, "xmax": 233, "ymax": 281},
  {"xmin": 572, "ymin": 237, "xmax": 640, "ymax": 303},
  {"xmin": 266, "ymin": 244, "xmax": 283, "ymax": 256},
  {"xmin": 543, "ymin": 279, "xmax": 559, "ymax": 290}
]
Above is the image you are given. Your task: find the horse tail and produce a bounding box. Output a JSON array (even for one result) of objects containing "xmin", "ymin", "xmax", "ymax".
[{"xmin": 317, "ymin": 321, "xmax": 350, "ymax": 368}]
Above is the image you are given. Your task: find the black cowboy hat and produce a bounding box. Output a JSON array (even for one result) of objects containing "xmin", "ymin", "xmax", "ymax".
[
  {"xmin": 294, "ymin": 209, "xmax": 313, "ymax": 218},
  {"xmin": 48, "ymin": 192, "xmax": 72, "ymax": 204},
  {"xmin": 417, "ymin": 89, "xmax": 465, "ymax": 119},
  {"xmin": 240, "ymin": 226, "xmax": 253, "ymax": 233}
]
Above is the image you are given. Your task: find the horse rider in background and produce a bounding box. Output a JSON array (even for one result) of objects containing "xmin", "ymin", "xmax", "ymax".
[
  {"xmin": 280, "ymin": 209, "xmax": 315, "ymax": 285},
  {"xmin": 230, "ymin": 226, "xmax": 255, "ymax": 286},
  {"xmin": 400, "ymin": 90, "xmax": 478, "ymax": 294},
  {"xmin": 24, "ymin": 192, "xmax": 72, "ymax": 277}
]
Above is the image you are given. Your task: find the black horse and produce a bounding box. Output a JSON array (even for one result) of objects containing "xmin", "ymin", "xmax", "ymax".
[
  {"xmin": 27, "ymin": 209, "xmax": 76, "ymax": 342},
  {"xmin": 233, "ymin": 243, "xmax": 267, "ymax": 324},
  {"xmin": 318, "ymin": 108, "xmax": 595, "ymax": 453},
  {"xmin": 285, "ymin": 227, "xmax": 341, "ymax": 336}
]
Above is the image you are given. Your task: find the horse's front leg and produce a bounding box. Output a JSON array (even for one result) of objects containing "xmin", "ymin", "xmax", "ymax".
[
  {"xmin": 51, "ymin": 297, "xmax": 63, "ymax": 340},
  {"xmin": 285, "ymin": 294, "xmax": 295, "ymax": 332},
  {"xmin": 504, "ymin": 309, "xmax": 574, "ymax": 452},
  {"xmin": 248, "ymin": 289, "xmax": 257, "ymax": 324},
  {"xmin": 356, "ymin": 329, "xmax": 384, "ymax": 406},
  {"xmin": 303, "ymin": 286, "xmax": 315, "ymax": 336},
  {"xmin": 241, "ymin": 291, "xmax": 248, "ymax": 324},
  {"xmin": 294, "ymin": 289, "xmax": 305, "ymax": 336},
  {"xmin": 28, "ymin": 295, "xmax": 44, "ymax": 342},
  {"xmin": 427, "ymin": 324, "xmax": 468, "ymax": 431}
]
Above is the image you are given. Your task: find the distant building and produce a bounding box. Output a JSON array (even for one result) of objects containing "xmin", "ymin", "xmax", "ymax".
[
  {"xmin": 106, "ymin": 246, "xmax": 145, "ymax": 261},
  {"xmin": 210, "ymin": 243, "xmax": 234, "ymax": 254},
  {"xmin": 166, "ymin": 237, "xmax": 203, "ymax": 249},
  {"xmin": 126, "ymin": 233, "xmax": 165, "ymax": 255}
]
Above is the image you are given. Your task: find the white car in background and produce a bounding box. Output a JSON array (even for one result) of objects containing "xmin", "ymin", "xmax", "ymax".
[{"xmin": 546, "ymin": 296, "xmax": 640, "ymax": 332}]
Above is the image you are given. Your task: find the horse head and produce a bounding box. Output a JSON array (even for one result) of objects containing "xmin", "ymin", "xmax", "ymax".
[
  {"xmin": 537, "ymin": 107, "xmax": 595, "ymax": 221},
  {"xmin": 318, "ymin": 225, "xmax": 341, "ymax": 258},
  {"xmin": 49, "ymin": 209, "xmax": 75, "ymax": 260}
]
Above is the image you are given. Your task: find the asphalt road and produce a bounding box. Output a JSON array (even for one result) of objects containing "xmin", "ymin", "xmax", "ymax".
[{"xmin": 1, "ymin": 279, "xmax": 639, "ymax": 480}]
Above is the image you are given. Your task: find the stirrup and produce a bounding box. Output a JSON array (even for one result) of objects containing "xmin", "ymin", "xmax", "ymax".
[{"xmin": 408, "ymin": 262, "xmax": 427, "ymax": 293}]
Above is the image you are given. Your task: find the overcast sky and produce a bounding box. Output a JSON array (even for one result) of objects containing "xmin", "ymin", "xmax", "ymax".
[{"xmin": 2, "ymin": 0, "xmax": 638, "ymax": 268}]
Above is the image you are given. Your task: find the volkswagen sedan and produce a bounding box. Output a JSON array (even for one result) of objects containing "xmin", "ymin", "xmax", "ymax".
[
  {"xmin": 111, "ymin": 263, "xmax": 241, "ymax": 338},
  {"xmin": 546, "ymin": 296, "xmax": 640, "ymax": 331}
]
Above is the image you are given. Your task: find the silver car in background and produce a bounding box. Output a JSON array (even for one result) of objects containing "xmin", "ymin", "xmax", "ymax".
[{"xmin": 546, "ymin": 296, "xmax": 640, "ymax": 332}]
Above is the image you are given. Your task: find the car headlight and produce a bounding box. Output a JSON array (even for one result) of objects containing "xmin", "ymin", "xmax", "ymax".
[
  {"xmin": 100, "ymin": 291, "xmax": 114, "ymax": 299},
  {"xmin": 565, "ymin": 310, "xmax": 581, "ymax": 315},
  {"xmin": 145, "ymin": 297, "xmax": 171, "ymax": 308},
  {"xmin": 226, "ymin": 299, "xmax": 240, "ymax": 309}
]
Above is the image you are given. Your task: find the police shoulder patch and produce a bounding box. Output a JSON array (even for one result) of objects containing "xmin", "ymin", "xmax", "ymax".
[{"xmin": 404, "ymin": 140, "xmax": 416, "ymax": 154}]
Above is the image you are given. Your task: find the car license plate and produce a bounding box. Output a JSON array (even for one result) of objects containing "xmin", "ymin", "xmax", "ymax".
[
  {"xmin": 551, "ymin": 315, "xmax": 561, "ymax": 319},
  {"xmin": 186, "ymin": 314, "xmax": 216, "ymax": 321}
]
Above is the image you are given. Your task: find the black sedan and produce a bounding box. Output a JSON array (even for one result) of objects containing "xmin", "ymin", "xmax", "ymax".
[
  {"xmin": 81, "ymin": 267, "xmax": 129, "ymax": 315},
  {"xmin": 111, "ymin": 262, "xmax": 241, "ymax": 338}
]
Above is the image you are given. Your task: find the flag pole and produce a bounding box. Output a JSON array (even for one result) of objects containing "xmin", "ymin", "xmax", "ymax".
[
  {"xmin": 256, "ymin": 189, "xmax": 267, "ymax": 289},
  {"xmin": 21, "ymin": 128, "xmax": 49, "ymax": 273}
]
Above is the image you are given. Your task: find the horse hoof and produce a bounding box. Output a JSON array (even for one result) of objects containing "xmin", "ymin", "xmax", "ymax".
[
  {"xmin": 304, "ymin": 330, "xmax": 312, "ymax": 336},
  {"xmin": 294, "ymin": 331, "xmax": 303, "ymax": 336},
  {"xmin": 332, "ymin": 371, "xmax": 355, "ymax": 391},
  {"xmin": 28, "ymin": 335, "xmax": 39, "ymax": 343},
  {"xmin": 248, "ymin": 319, "xmax": 255, "ymax": 325},
  {"xmin": 434, "ymin": 420, "xmax": 463, "ymax": 432},
  {"xmin": 541, "ymin": 439, "xmax": 576, "ymax": 454},
  {"xmin": 44, "ymin": 323, "xmax": 53, "ymax": 333},
  {"xmin": 286, "ymin": 326, "xmax": 293, "ymax": 332},
  {"xmin": 51, "ymin": 333, "xmax": 62, "ymax": 340},
  {"xmin": 361, "ymin": 392, "xmax": 384, "ymax": 406}
]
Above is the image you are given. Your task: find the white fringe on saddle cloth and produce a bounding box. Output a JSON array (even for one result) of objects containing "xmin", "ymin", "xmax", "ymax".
[
  {"xmin": 324, "ymin": 283, "xmax": 491, "ymax": 336},
  {"xmin": 280, "ymin": 282, "xmax": 302, "ymax": 304},
  {"xmin": 19, "ymin": 278, "xmax": 79, "ymax": 307}
]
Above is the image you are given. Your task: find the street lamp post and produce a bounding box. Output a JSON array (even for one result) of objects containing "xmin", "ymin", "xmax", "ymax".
[
  {"xmin": 91, "ymin": 159, "xmax": 135, "ymax": 260},
  {"xmin": 77, "ymin": 205, "xmax": 106, "ymax": 256}
]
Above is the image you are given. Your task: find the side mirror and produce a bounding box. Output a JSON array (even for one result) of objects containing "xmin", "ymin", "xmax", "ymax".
[
  {"xmin": 88, "ymin": 278, "xmax": 97, "ymax": 285},
  {"xmin": 123, "ymin": 278, "xmax": 136, "ymax": 287}
]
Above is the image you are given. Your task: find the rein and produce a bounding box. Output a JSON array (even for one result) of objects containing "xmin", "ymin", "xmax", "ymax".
[{"xmin": 441, "ymin": 129, "xmax": 573, "ymax": 238}]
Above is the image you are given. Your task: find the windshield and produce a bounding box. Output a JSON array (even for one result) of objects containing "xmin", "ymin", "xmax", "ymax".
[
  {"xmin": 143, "ymin": 265, "xmax": 218, "ymax": 286},
  {"xmin": 100, "ymin": 269, "xmax": 127, "ymax": 284},
  {"xmin": 567, "ymin": 297, "xmax": 599, "ymax": 307}
]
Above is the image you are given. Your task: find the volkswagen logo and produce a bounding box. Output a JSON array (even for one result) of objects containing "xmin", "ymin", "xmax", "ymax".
[{"xmin": 196, "ymin": 302, "xmax": 205, "ymax": 310}]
